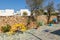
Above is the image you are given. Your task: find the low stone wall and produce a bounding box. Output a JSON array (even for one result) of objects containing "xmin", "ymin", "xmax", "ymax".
[
  {"xmin": 37, "ymin": 15, "xmax": 57, "ymax": 24},
  {"xmin": 0, "ymin": 15, "xmax": 28, "ymax": 27},
  {"xmin": 37, "ymin": 15, "xmax": 47, "ymax": 24},
  {"xmin": 0, "ymin": 15, "xmax": 57, "ymax": 28},
  {"xmin": 50, "ymin": 16, "xmax": 57, "ymax": 21}
]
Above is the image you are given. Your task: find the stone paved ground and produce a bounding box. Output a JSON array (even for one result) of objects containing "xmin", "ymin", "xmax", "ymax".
[{"xmin": 0, "ymin": 24, "xmax": 60, "ymax": 40}]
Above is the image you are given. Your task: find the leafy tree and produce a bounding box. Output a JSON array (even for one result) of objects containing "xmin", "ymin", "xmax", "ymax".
[
  {"xmin": 26, "ymin": 0, "xmax": 45, "ymax": 16},
  {"xmin": 57, "ymin": 3, "xmax": 60, "ymax": 13},
  {"xmin": 56, "ymin": 3, "xmax": 60, "ymax": 22},
  {"xmin": 46, "ymin": 1, "xmax": 55, "ymax": 24},
  {"xmin": 26, "ymin": 0, "xmax": 45, "ymax": 26}
]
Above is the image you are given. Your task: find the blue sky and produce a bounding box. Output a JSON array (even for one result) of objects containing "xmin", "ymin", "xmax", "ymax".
[
  {"xmin": 0, "ymin": 0, "xmax": 60, "ymax": 11},
  {"xmin": 0, "ymin": 0, "xmax": 27, "ymax": 11}
]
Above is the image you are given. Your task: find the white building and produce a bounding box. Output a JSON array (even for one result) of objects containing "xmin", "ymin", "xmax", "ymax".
[
  {"xmin": 0, "ymin": 9, "xmax": 31, "ymax": 16},
  {"xmin": 0, "ymin": 9, "xmax": 14, "ymax": 16},
  {"xmin": 18, "ymin": 9, "xmax": 31, "ymax": 16}
]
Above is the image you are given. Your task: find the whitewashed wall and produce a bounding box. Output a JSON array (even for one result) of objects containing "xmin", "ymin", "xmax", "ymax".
[
  {"xmin": 0, "ymin": 9, "xmax": 31, "ymax": 16},
  {"xmin": 0, "ymin": 9, "xmax": 14, "ymax": 16},
  {"xmin": 20, "ymin": 9, "xmax": 31, "ymax": 16}
]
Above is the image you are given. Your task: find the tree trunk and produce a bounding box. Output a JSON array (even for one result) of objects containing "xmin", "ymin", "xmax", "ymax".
[
  {"xmin": 47, "ymin": 10, "xmax": 51, "ymax": 24},
  {"xmin": 27, "ymin": 11, "xmax": 36, "ymax": 26}
]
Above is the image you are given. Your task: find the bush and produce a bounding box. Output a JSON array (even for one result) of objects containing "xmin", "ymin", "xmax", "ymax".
[
  {"xmin": 37, "ymin": 21, "xmax": 44, "ymax": 26},
  {"xmin": 10, "ymin": 23, "xmax": 27, "ymax": 32},
  {"xmin": 44, "ymin": 12, "xmax": 47, "ymax": 15},
  {"xmin": 23, "ymin": 12, "xmax": 28, "ymax": 16},
  {"xmin": 1, "ymin": 24, "xmax": 11, "ymax": 33},
  {"xmin": 51, "ymin": 13, "xmax": 57, "ymax": 16}
]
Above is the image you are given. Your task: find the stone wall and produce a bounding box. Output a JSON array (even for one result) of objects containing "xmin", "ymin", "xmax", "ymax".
[
  {"xmin": 37, "ymin": 15, "xmax": 57, "ymax": 24},
  {"xmin": 0, "ymin": 15, "xmax": 28, "ymax": 27},
  {"xmin": 0, "ymin": 15, "xmax": 57, "ymax": 28}
]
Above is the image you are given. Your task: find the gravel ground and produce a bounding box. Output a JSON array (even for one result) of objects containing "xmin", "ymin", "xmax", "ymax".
[{"xmin": 0, "ymin": 24, "xmax": 60, "ymax": 40}]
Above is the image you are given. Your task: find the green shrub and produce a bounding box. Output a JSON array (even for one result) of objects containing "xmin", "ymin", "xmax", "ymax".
[
  {"xmin": 23, "ymin": 12, "xmax": 27, "ymax": 16},
  {"xmin": 37, "ymin": 21, "xmax": 44, "ymax": 26},
  {"xmin": 51, "ymin": 13, "xmax": 57, "ymax": 16},
  {"xmin": 2, "ymin": 24, "xmax": 11, "ymax": 33},
  {"xmin": 44, "ymin": 12, "xmax": 47, "ymax": 15}
]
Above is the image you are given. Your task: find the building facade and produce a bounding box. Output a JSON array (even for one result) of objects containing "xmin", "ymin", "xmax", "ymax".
[
  {"xmin": 0, "ymin": 9, "xmax": 31, "ymax": 16},
  {"xmin": 0, "ymin": 9, "xmax": 14, "ymax": 16}
]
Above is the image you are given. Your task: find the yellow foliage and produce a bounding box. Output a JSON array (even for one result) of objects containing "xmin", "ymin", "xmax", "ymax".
[
  {"xmin": 4, "ymin": 23, "xmax": 27, "ymax": 35},
  {"xmin": 10, "ymin": 23, "xmax": 27, "ymax": 32}
]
